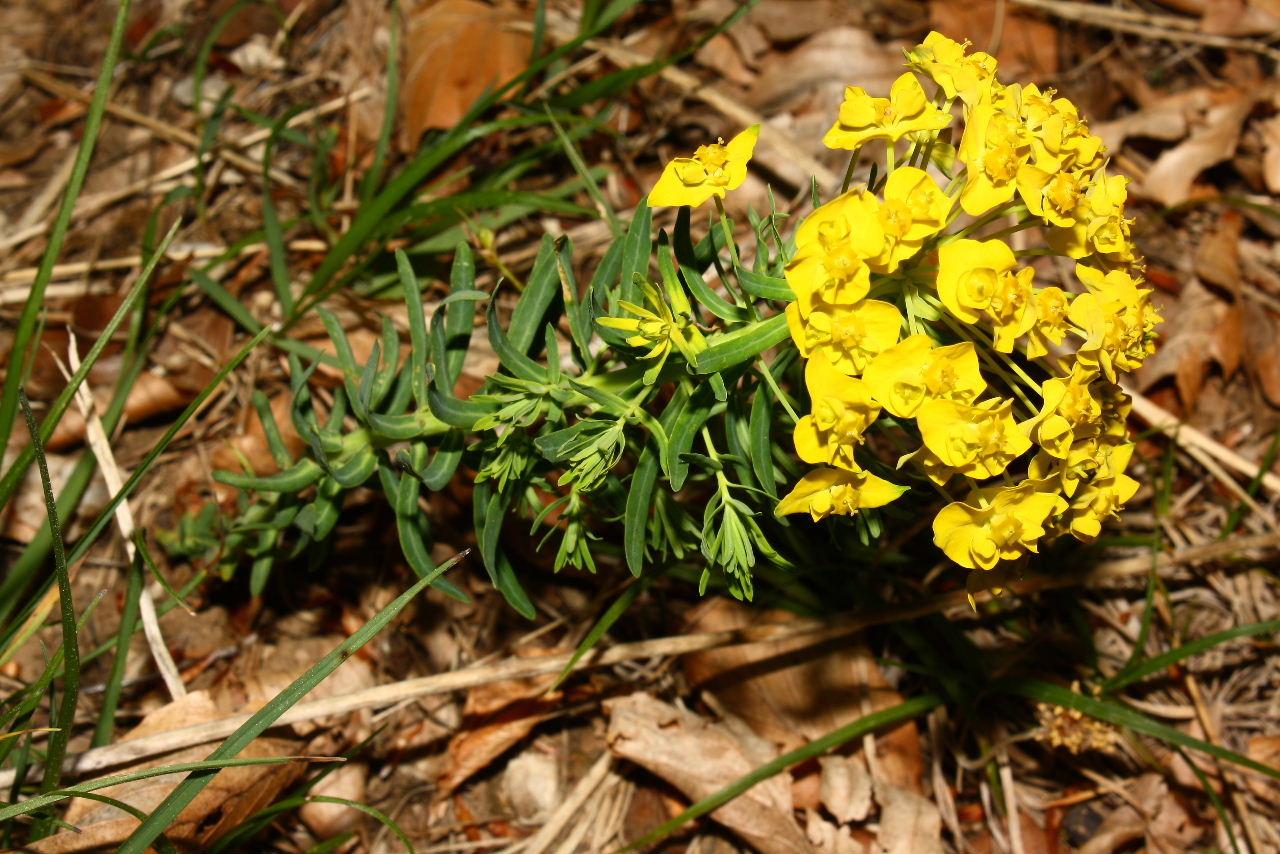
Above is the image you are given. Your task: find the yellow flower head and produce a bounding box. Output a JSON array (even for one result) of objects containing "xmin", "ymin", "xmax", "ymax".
[
  {"xmin": 937, "ymin": 238, "xmax": 1035, "ymax": 350},
  {"xmin": 823, "ymin": 72, "xmax": 952, "ymax": 151},
  {"xmin": 1025, "ymin": 286, "xmax": 1071, "ymax": 359},
  {"xmin": 777, "ymin": 466, "xmax": 908, "ymax": 522},
  {"xmin": 1017, "ymin": 84, "xmax": 1104, "ymax": 173},
  {"xmin": 1068, "ymin": 265, "xmax": 1161, "ymax": 382},
  {"xmin": 1047, "ymin": 171, "xmax": 1136, "ymax": 262},
  {"xmin": 875, "ymin": 166, "xmax": 954, "ymax": 272},
  {"xmin": 863, "ymin": 334, "xmax": 985, "ymax": 418},
  {"xmin": 790, "ymin": 297, "xmax": 903, "ymax": 376},
  {"xmin": 905, "ymin": 32, "xmax": 999, "ymax": 105},
  {"xmin": 649, "ymin": 125, "xmax": 760, "ymax": 208},
  {"xmin": 1023, "ymin": 364, "xmax": 1101, "ymax": 459},
  {"xmin": 793, "ymin": 357, "xmax": 881, "ymax": 470},
  {"xmin": 1017, "ymin": 164, "xmax": 1090, "ymax": 227},
  {"xmin": 917, "ymin": 397, "xmax": 1032, "ymax": 481},
  {"xmin": 933, "ymin": 482, "xmax": 1065, "ymax": 570},
  {"xmin": 958, "ymin": 93, "xmax": 1031, "ymax": 215},
  {"xmin": 1061, "ymin": 443, "xmax": 1140, "ymax": 540},
  {"xmin": 787, "ymin": 189, "xmax": 885, "ymax": 312}
]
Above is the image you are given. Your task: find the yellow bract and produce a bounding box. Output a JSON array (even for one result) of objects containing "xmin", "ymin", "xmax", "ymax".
[
  {"xmin": 793, "ymin": 357, "xmax": 881, "ymax": 470},
  {"xmin": 863, "ymin": 335, "xmax": 985, "ymax": 418},
  {"xmin": 787, "ymin": 189, "xmax": 885, "ymax": 312},
  {"xmin": 823, "ymin": 73, "xmax": 952, "ymax": 151},
  {"xmin": 875, "ymin": 167, "xmax": 953, "ymax": 271},
  {"xmin": 904, "ymin": 32, "xmax": 998, "ymax": 105},
  {"xmin": 916, "ymin": 397, "xmax": 1031, "ymax": 482},
  {"xmin": 933, "ymin": 483, "xmax": 1065, "ymax": 570},
  {"xmin": 776, "ymin": 467, "xmax": 909, "ymax": 522},
  {"xmin": 792, "ymin": 298, "xmax": 903, "ymax": 376},
  {"xmin": 649, "ymin": 125, "xmax": 760, "ymax": 208}
]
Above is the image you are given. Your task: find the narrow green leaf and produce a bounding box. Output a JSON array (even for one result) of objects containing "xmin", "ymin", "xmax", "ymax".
[
  {"xmin": 748, "ymin": 381, "xmax": 777, "ymax": 498},
  {"xmin": 618, "ymin": 198, "xmax": 651, "ymax": 306},
  {"xmin": 488, "ymin": 301, "xmax": 547, "ymax": 382},
  {"xmin": 624, "ymin": 445, "xmax": 660, "ymax": 576},
  {"xmin": 998, "ymin": 678, "xmax": 1280, "ymax": 783},
  {"xmin": 695, "ymin": 312, "xmax": 791, "ymax": 374},
  {"xmin": 736, "ymin": 267, "xmax": 794, "ymax": 301},
  {"xmin": 509, "ymin": 234, "xmax": 561, "ymax": 353},
  {"xmin": 214, "ymin": 457, "xmax": 324, "ymax": 493},
  {"xmin": 1103, "ymin": 619, "xmax": 1280, "ymax": 693}
]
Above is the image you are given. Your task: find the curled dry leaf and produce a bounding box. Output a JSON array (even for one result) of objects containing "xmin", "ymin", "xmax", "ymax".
[
  {"xmin": 819, "ymin": 754, "xmax": 872, "ymax": 825},
  {"xmin": 1077, "ymin": 773, "xmax": 1201, "ymax": 854},
  {"xmin": 1193, "ymin": 209, "xmax": 1244, "ymax": 295},
  {"xmin": 435, "ymin": 646, "xmax": 565, "ymax": 795},
  {"xmin": 873, "ymin": 781, "xmax": 942, "ymax": 854},
  {"xmin": 605, "ymin": 691, "xmax": 816, "ymax": 854},
  {"xmin": 682, "ymin": 599, "xmax": 925, "ymax": 794},
  {"xmin": 1259, "ymin": 113, "xmax": 1280, "ymax": 194},
  {"xmin": 401, "ymin": 0, "xmax": 532, "ymax": 144},
  {"xmin": 27, "ymin": 691, "xmax": 303, "ymax": 853},
  {"xmin": 1140, "ymin": 88, "xmax": 1265, "ymax": 207},
  {"xmin": 1136, "ymin": 277, "xmax": 1241, "ymax": 411}
]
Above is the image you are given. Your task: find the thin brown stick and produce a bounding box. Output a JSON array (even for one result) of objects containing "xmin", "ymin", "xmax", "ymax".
[{"xmin": 1008, "ymin": 0, "xmax": 1280, "ymax": 62}]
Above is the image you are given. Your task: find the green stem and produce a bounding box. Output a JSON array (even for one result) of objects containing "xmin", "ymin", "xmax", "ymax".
[{"xmin": 840, "ymin": 146, "xmax": 862, "ymax": 194}]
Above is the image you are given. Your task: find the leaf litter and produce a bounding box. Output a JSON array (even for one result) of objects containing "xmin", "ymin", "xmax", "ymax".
[{"xmin": 2, "ymin": 0, "xmax": 1280, "ymax": 852}]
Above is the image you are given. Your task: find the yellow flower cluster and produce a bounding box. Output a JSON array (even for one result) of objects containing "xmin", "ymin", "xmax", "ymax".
[{"xmin": 774, "ymin": 32, "xmax": 1160, "ymax": 573}]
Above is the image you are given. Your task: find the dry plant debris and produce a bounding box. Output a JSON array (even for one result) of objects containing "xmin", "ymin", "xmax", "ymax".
[{"xmin": 2, "ymin": 0, "xmax": 1280, "ymax": 852}]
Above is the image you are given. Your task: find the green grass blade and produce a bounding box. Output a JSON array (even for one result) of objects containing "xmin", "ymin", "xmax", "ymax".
[
  {"xmin": 997, "ymin": 677, "xmax": 1280, "ymax": 782},
  {"xmin": 0, "ymin": 220, "xmax": 176, "ymax": 511},
  {"xmin": 0, "ymin": 0, "xmax": 133, "ymax": 451},
  {"xmin": 115, "ymin": 552, "xmax": 467, "ymax": 854},
  {"xmin": 62, "ymin": 327, "xmax": 271, "ymax": 570},
  {"xmin": 18, "ymin": 391, "xmax": 81, "ymax": 839},
  {"xmin": 553, "ymin": 575, "xmax": 654, "ymax": 689},
  {"xmin": 91, "ymin": 549, "xmax": 143, "ymax": 748},
  {"xmin": 0, "ymin": 757, "xmax": 312, "ymax": 823},
  {"xmin": 544, "ymin": 106, "xmax": 621, "ymax": 237},
  {"xmin": 1102, "ymin": 619, "xmax": 1280, "ymax": 693},
  {"xmin": 618, "ymin": 693, "xmax": 942, "ymax": 853}
]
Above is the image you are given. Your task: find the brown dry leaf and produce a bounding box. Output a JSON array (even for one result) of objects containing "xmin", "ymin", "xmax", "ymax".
[
  {"xmin": 1077, "ymin": 773, "xmax": 1201, "ymax": 854},
  {"xmin": 1137, "ymin": 277, "xmax": 1242, "ymax": 410},
  {"xmin": 873, "ymin": 781, "xmax": 942, "ymax": 854},
  {"xmin": 28, "ymin": 691, "xmax": 303, "ymax": 853},
  {"xmin": 1140, "ymin": 88, "xmax": 1264, "ymax": 206},
  {"xmin": 928, "ymin": 0, "xmax": 1059, "ymax": 78},
  {"xmin": 1241, "ymin": 301, "xmax": 1280, "ymax": 407},
  {"xmin": 1245, "ymin": 734, "xmax": 1280, "ymax": 799},
  {"xmin": 682, "ymin": 599, "xmax": 925, "ymax": 794},
  {"xmin": 1194, "ymin": 209, "xmax": 1245, "ymax": 295},
  {"xmin": 747, "ymin": 27, "xmax": 902, "ymax": 113},
  {"xmin": 401, "ymin": 0, "xmax": 532, "ymax": 143},
  {"xmin": 299, "ymin": 760, "xmax": 369, "ymax": 839},
  {"xmin": 1259, "ymin": 114, "xmax": 1280, "ymax": 194},
  {"xmin": 1200, "ymin": 0, "xmax": 1280, "ymax": 35},
  {"xmin": 435, "ymin": 647, "xmax": 564, "ymax": 795},
  {"xmin": 804, "ymin": 809, "xmax": 864, "ymax": 854},
  {"xmin": 819, "ymin": 754, "xmax": 872, "ymax": 825},
  {"xmin": 605, "ymin": 691, "xmax": 815, "ymax": 854}
]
